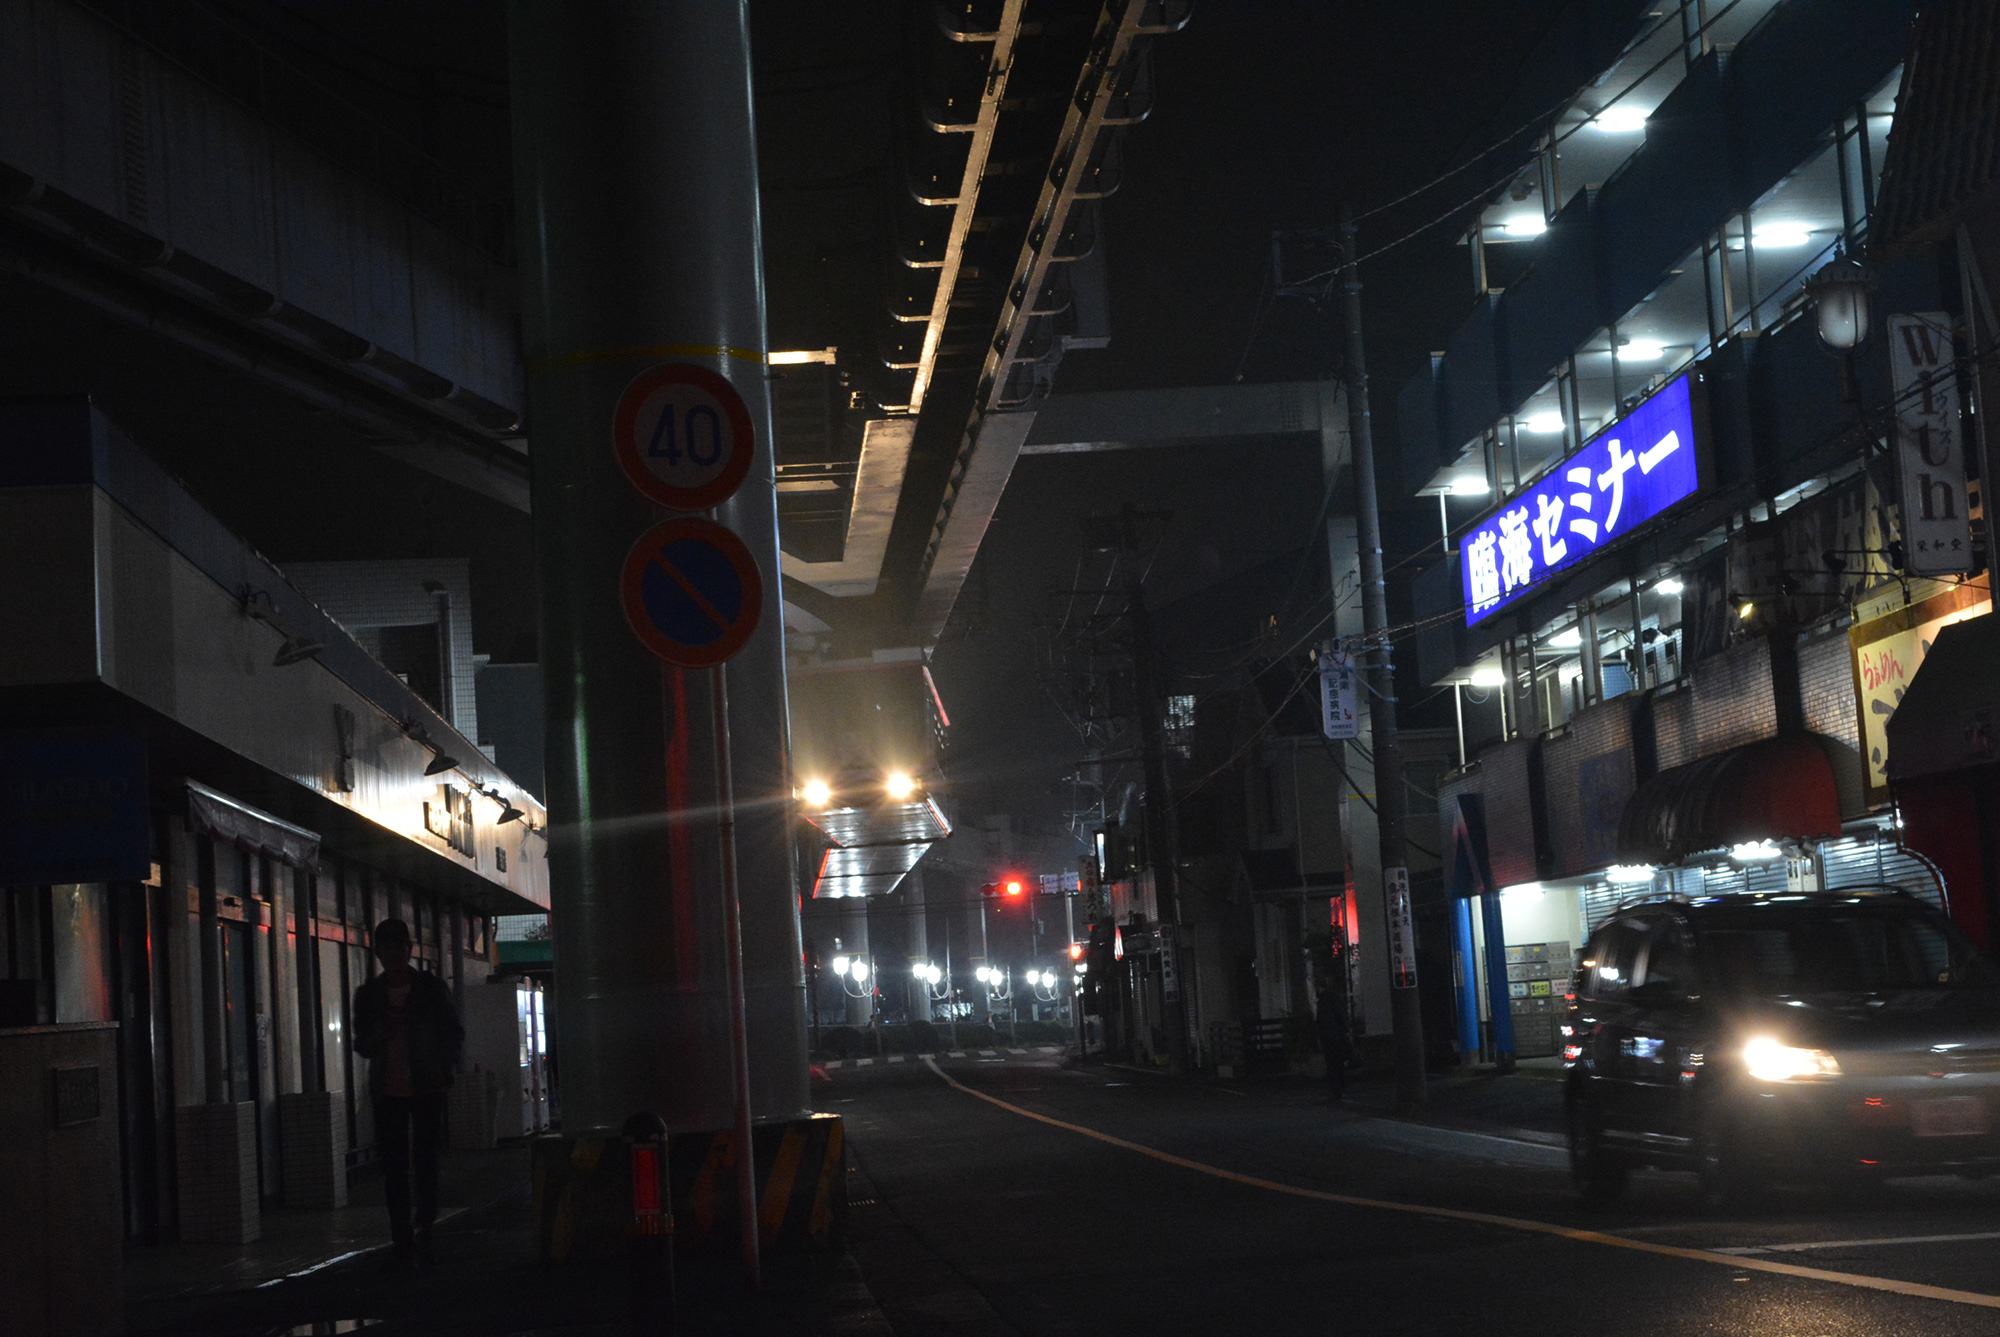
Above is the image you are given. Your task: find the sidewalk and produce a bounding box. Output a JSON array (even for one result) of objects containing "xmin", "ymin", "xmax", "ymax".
[
  {"xmin": 127, "ymin": 1144, "xmax": 891, "ymax": 1337},
  {"xmin": 1338, "ymin": 1056, "xmax": 1569, "ymax": 1144}
]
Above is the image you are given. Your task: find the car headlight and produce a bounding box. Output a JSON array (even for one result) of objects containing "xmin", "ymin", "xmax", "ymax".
[{"xmin": 1742, "ymin": 1036, "xmax": 1841, "ymax": 1082}]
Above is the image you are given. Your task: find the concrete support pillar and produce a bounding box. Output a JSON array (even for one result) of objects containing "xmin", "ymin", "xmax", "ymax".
[
  {"xmin": 272, "ymin": 863, "xmax": 301, "ymax": 1099},
  {"xmin": 278, "ymin": 1090, "xmax": 347, "ymax": 1210},
  {"xmin": 840, "ymin": 900, "xmax": 872, "ymax": 1028},
  {"xmin": 508, "ymin": 0, "xmax": 807, "ymax": 1138},
  {"xmin": 175, "ymin": 1102, "xmax": 259, "ymax": 1243},
  {"xmin": 906, "ymin": 868, "xmax": 931, "ymax": 1022}
]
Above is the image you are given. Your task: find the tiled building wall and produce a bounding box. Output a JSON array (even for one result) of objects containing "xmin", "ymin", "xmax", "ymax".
[
  {"xmin": 1691, "ymin": 637, "xmax": 1776, "ymax": 756},
  {"xmin": 1544, "ymin": 696, "xmax": 1637, "ymax": 876},
  {"xmin": 1651, "ymin": 683, "xmax": 1698, "ymax": 770},
  {"xmin": 284, "ymin": 559, "xmax": 479, "ymax": 744},
  {"xmin": 1798, "ymin": 627, "xmax": 1860, "ymax": 748},
  {"xmin": 1480, "ymin": 739, "xmax": 1542, "ymax": 889},
  {"xmin": 278, "ymin": 1091, "xmax": 347, "ymax": 1209},
  {"xmin": 175, "ymin": 1101, "xmax": 260, "ymax": 1244}
]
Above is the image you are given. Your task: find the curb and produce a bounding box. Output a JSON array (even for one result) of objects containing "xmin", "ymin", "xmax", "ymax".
[{"xmin": 820, "ymin": 1253, "xmax": 897, "ymax": 1336}]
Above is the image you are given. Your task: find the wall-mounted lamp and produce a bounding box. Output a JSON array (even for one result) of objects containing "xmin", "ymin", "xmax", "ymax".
[
  {"xmin": 481, "ymin": 785, "xmax": 526, "ymax": 824},
  {"xmin": 401, "ymin": 718, "xmax": 460, "ymax": 777},
  {"xmin": 239, "ymin": 586, "xmax": 325, "ymax": 668}
]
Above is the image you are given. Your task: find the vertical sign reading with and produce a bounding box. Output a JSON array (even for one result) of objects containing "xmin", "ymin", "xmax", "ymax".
[
  {"xmin": 1889, "ymin": 313, "xmax": 1972, "ymax": 575},
  {"xmin": 1385, "ymin": 866, "xmax": 1416, "ymax": 989},
  {"xmin": 1320, "ymin": 642, "xmax": 1360, "ymax": 740}
]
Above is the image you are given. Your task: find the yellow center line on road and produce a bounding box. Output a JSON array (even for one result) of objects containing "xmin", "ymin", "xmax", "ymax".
[{"xmin": 920, "ymin": 1057, "xmax": 2000, "ymax": 1312}]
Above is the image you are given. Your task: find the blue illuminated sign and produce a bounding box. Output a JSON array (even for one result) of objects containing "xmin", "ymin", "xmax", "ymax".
[{"xmin": 1461, "ymin": 373, "xmax": 1702, "ymax": 625}]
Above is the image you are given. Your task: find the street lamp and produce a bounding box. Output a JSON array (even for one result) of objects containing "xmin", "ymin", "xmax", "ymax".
[
  {"xmin": 1806, "ymin": 253, "xmax": 1876, "ymax": 351},
  {"xmin": 830, "ymin": 954, "xmax": 872, "ymax": 999}
]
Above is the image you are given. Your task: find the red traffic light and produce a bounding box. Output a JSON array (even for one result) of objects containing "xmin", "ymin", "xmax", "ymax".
[
  {"xmin": 1005, "ymin": 879, "xmax": 1024, "ymax": 897},
  {"xmin": 1067, "ymin": 942, "xmax": 1084, "ymax": 961}
]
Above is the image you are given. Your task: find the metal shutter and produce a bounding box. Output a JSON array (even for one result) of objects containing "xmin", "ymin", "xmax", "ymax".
[{"xmin": 1818, "ymin": 832, "xmax": 1948, "ymax": 912}]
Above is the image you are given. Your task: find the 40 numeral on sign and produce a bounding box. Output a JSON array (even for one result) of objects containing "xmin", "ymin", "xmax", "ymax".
[{"xmin": 612, "ymin": 363, "xmax": 755, "ymax": 512}]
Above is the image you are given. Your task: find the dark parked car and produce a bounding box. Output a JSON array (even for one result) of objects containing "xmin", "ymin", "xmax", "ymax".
[{"xmin": 1563, "ymin": 890, "xmax": 2000, "ymax": 1205}]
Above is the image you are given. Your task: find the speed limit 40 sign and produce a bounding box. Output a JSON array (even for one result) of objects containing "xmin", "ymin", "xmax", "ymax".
[{"xmin": 612, "ymin": 363, "xmax": 755, "ymax": 511}]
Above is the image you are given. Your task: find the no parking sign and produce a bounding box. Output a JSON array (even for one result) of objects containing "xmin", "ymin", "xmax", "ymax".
[{"xmin": 620, "ymin": 517, "xmax": 764, "ymax": 668}]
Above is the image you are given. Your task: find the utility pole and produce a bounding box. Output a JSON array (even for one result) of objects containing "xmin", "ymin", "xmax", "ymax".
[
  {"xmin": 1128, "ymin": 575, "xmax": 1192, "ymax": 1074},
  {"xmin": 1339, "ymin": 204, "xmax": 1426, "ymax": 1111}
]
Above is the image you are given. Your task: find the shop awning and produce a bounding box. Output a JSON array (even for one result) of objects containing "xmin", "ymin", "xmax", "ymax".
[
  {"xmin": 1445, "ymin": 793, "xmax": 1497, "ymax": 899},
  {"xmin": 187, "ymin": 781, "xmax": 321, "ymax": 872},
  {"xmin": 1616, "ymin": 734, "xmax": 1841, "ymax": 865},
  {"xmin": 1886, "ymin": 614, "xmax": 2000, "ymax": 783}
]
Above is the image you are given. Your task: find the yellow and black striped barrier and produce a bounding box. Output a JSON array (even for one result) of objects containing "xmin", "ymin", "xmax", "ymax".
[{"xmin": 534, "ymin": 1112, "xmax": 846, "ymax": 1261}]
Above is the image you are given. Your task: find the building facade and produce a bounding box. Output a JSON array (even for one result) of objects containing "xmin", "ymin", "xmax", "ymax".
[
  {"xmin": 0, "ymin": 402, "xmax": 548, "ymax": 1248},
  {"xmin": 1387, "ymin": 0, "xmax": 1988, "ymax": 1057}
]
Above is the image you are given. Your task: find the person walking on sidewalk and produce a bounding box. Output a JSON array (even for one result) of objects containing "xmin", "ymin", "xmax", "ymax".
[{"xmin": 353, "ymin": 917, "xmax": 464, "ymax": 1269}]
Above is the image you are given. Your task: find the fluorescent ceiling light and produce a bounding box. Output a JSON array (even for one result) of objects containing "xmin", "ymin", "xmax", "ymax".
[
  {"xmin": 1448, "ymin": 476, "xmax": 1490, "ymax": 497},
  {"xmin": 1751, "ymin": 226, "xmax": 1813, "ymax": 249},
  {"xmin": 1606, "ymin": 864, "xmax": 1656, "ymax": 885},
  {"xmin": 1469, "ymin": 666, "xmax": 1505, "ymax": 688},
  {"xmin": 768, "ymin": 348, "xmax": 838, "ymax": 365},
  {"xmin": 1654, "ymin": 577, "xmax": 1684, "ymax": 596},
  {"xmin": 1546, "ymin": 628, "xmax": 1582, "ymax": 649},
  {"xmin": 1521, "ymin": 411, "xmax": 1564, "ymax": 434},
  {"xmin": 1616, "ymin": 341, "xmax": 1665, "ymax": 362},
  {"xmin": 1502, "ymin": 216, "xmax": 1547, "ymax": 238},
  {"xmin": 1502, "ymin": 883, "xmax": 1544, "ymax": 901},
  {"xmin": 1590, "ymin": 105, "xmax": 1649, "ymax": 134},
  {"xmin": 1730, "ymin": 839, "xmax": 1783, "ymax": 862}
]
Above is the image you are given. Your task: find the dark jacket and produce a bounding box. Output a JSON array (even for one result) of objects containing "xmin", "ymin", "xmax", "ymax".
[{"xmin": 352, "ymin": 969, "xmax": 464, "ymax": 1099}]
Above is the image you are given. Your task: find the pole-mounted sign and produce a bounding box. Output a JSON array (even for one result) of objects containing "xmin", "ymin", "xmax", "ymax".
[
  {"xmin": 1385, "ymin": 866, "xmax": 1416, "ymax": 990},
  {"xmin": 611, "ymin": 363, "xmax": 766, "ymax": 668},
  {"xmin": 613, "ymin": 363, "xmax": 757, "ymax": 512},
  {"xmin": 1320, "ymin": 641, "xmax": 1359, "ymax": 740},
  {"xmin": 620, "ymin": 517, "xmax": 765, "ymax": 669}
]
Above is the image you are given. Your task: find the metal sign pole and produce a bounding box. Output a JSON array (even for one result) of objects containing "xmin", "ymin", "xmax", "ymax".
[{"xmin": 712, "ymin": 662, "xmax": 759, "ymax": 1288}]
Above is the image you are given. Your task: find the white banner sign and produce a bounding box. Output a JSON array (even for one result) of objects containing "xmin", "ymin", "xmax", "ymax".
[
  {"xmin": 1385, "ymin": 866, "xmax": 1416, "ymax": 989},
  {"xmin": 1320, "ymin": 642, "xmax": 1360, "ymax": 740},
  {"xmin": 1889, "ymin": 312, "xmax": 1972, "ymax": 575}
]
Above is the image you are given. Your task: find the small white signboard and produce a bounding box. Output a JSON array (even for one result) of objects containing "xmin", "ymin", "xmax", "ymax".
[{"xmin": 1320, "ymin": 642, "xmax": 1360, "ymax": 740}]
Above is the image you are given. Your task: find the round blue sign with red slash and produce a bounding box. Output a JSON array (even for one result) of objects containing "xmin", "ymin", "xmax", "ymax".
[
  {"xmin": 621, "ymin": 518, "xmax": 765, "ymax": 668},
  {"xmin": 612, "ymin": 363, "xmax": 756, "ymax": 511}
]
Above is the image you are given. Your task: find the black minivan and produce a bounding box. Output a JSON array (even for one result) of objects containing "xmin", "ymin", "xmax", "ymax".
[{"xmin": 1564, "ymin": 890, "xmax": 2000, "ymax": 1205}]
